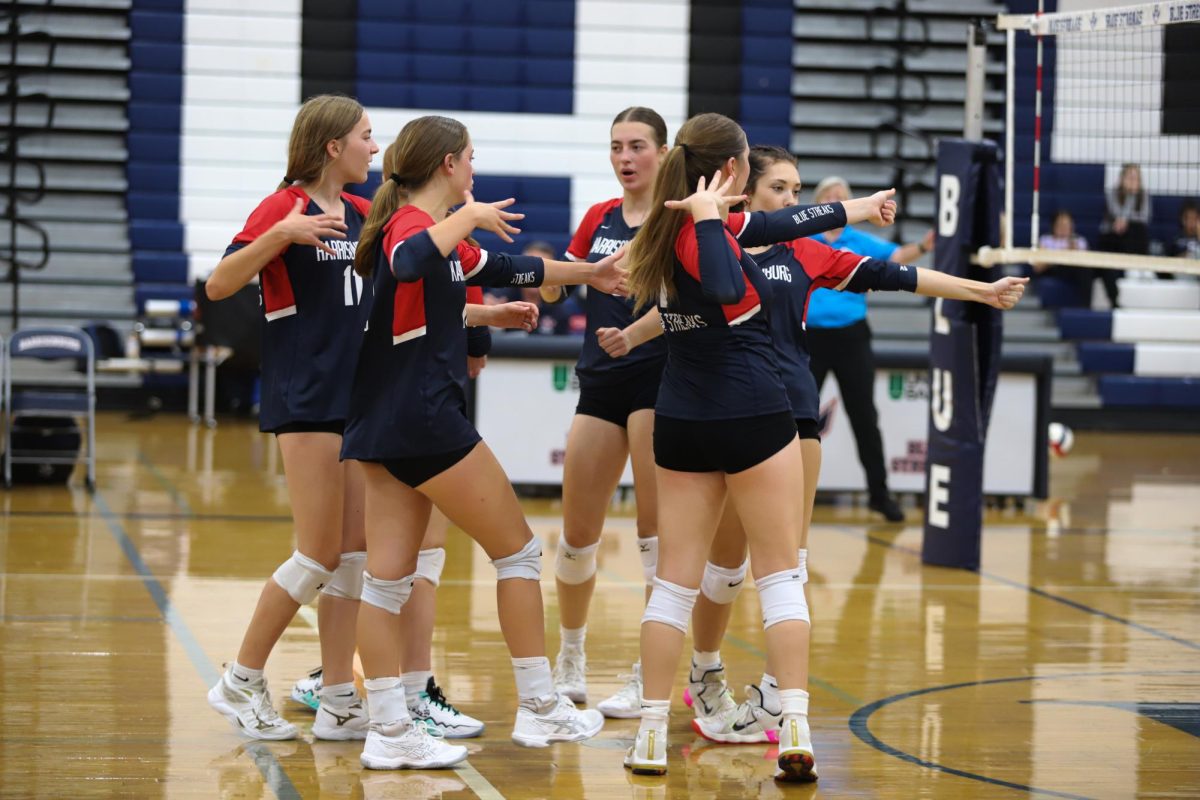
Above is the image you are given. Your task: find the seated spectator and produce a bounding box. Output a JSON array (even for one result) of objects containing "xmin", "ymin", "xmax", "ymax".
[
  {"xmin": 1097, "ymin": 163, "xmax": 1152, "ymax": 306},
  {"xmin": 1168, "ymin": 201, "xmax": 1200, "ymax": 260},
  {"xmin": 1033, "ymin": 209, "xmax": 1091, "ymax": 307}
]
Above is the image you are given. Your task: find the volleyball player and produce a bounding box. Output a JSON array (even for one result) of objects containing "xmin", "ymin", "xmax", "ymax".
[
  {"xmin": 606, "ymin": 144, "xmax": 1026, "ymax": 771},
  {"xmin": 536, "ymin": 107, "xmax": 669, "ymax": 718},
  {"xmin": 204, "ymin": 94, "xmax": 377, "ymax": 741},
  {"xmin": 343, "ymin": 115, "xmax": 624, "ymax": 770}
]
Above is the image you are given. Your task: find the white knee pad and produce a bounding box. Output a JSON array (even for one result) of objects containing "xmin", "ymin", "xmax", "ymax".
[
  {"xmin": 360, "ymin": 571, "xmax": 415, "ymax": 615},
  {"xmin": 555, "ymin": 535, "xmax": 598, "ymax": 585},
  {"xmin": 797, "ymin": 547, "xmax": 809, "ymax": 585},
  {"xmin": 641, "ymin": 577, "xmax": 700, "ymax": 633},
  {"xmin": 492, "ymin": 537, "xmax": 542, "ymax": 581},
  {"xmin": 756, "ymin": 569, "xmax": 810, "ymax": 629},
  {"xmin": 700, "ymin": 558, "xmax": 749, "ymax": 604},
  {"xmin": 272, "ymin": 550, "xmax": 335, "ymax": 605},
  {"xmin": 414, "ymin": 548, "xmax": 446, "ymax": 587},
  {"xmin": 638, "ymin": 536, "xmax": 659, "ymax": 584},
  {"xmin": 322, "ymin": 551, "xmax": 367, "ymax": 600}
]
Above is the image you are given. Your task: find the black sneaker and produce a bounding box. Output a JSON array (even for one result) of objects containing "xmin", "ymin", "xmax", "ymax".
[{"xmin": 868, "ymin": 495, "xmax": 905, "ymax": 522}]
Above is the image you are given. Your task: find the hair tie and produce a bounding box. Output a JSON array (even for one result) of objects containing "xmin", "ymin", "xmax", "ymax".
[
  {"xmin": 678, "ymin": 143, "xmax": 690, "ymax": 155},
  {"xmin": 283, "ymin": 175, "xmax": 293, "ymax": 184},
  {"xmin": 389, "ymin": 173, "xmax": 405, "ymax": 186}
]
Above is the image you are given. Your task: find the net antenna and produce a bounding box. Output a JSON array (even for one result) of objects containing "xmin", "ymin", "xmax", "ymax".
[{"xmin": 977, "ymin": 0, "xmax": 1200, "ymax": 276}]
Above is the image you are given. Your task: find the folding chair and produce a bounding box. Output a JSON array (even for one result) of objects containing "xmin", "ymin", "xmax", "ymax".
[{"xmin": 4, "ymin": 326, "xmax": 96, "ymax": 490}]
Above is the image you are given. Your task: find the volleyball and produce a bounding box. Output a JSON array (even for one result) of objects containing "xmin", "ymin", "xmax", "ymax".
[{"xmin": 1048, "ymin": 422, "xmax": 1074, "ymax": 457}]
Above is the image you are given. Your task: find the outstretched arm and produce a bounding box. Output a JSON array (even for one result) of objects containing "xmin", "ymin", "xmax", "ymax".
[{"xmin": 914, "ymin": 269, "xmax": 1029, "ymax": 309}]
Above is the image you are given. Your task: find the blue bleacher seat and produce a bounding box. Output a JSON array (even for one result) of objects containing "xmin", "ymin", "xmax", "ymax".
[
  {"xmin": 133, "ymin": 253, "xmax": 188, "ymax": 284},
  {"xmin": 741, "ymin": 95, "xmax": 790, "ymax": 125},
  {"xmin": 1076, "ymin": 342, "xmax": 1135, "ymax": 374},
  {"xmin": 412, "ymin": 54, "xmax": 468, "ymax": 83},
  {"xmin": 526, "ymin": 1, "xmax": 575, "ymax": 27},
  {"xmin": 130, "ymin": 73, "xmax": 182, "ymax": 103},
  {"xmin": 357, "ymin": 0, "xmax": 414, "ymax": 20},
  {"xmin": 1099, "ymin": 376, "xmax": 1200, "ymax": 408},
  {"xmin": 128, "ymin": 192, "xmax": 180, "ymax": 220},
  {"xmin": 130, "ymin": 11, "xmax": 183, "ymax": 42},
  {"xmin": 470, "ymin": 56, "xmax": 522, "ymax": 86},
  {"xmin": 127, "ymin": 163, "xmax": 181, "ymax": 193},
  {"xmin": 742, "ymin": 35, "xmax": 791, "ymax": 65},
  {"xmin": 468, "ymin": 87, "xmax": 521, "ymax": 113},
  {"xmin": 128, "ymin": 133, "xmax": 181, "ymax": 164},
  {"xmin": 129, "ymin": 102, "xmax": 181, "ymax": 133},
  {"xmin": 742, "ymin": 6, "xmax": 792, "ymax": 35},
  {"xmin": 357, "ymin": 81, "xmax": 412, "ymax": 109},
  {"xmin": 742, "ymin": 66, "xmax": 792, "ymax": 95},
  {"xmin": 517, "ymin": 177, "xmax": 570, "ymax": 205},
  {"xmin": 742, "ymin": 124, "xmax": 791, "ymax": 149},
  {"xmin": 356, "ymin": 51, "xmax": 413, "ymax": 80},
  {"xmin": 1058, "ymin": 309, "xmax": 1114, "ymax": 340},
  {"xmin": 522, "ymin": 87, "xmax": 571, "ymax": 114},
  {"xmin": 412, "ymin": 0, "xmax": 469, "ymax": 23},
  {"xmin": 414, "ymin": 85, "xmax": 469, "ymax": 110},
  {"xmin": 525, "ymin": 59, "xmax": 573, "ymax": 88},
  {"xmin": 409, "ymin": 24, "xmax": 470, "ymax": 52},
  {"xmin": 131, "ymin": 42, "xmax": 183, "ymax": 72},
  {"xmin": 357, "ymin": 22, "xmax": 413, "ymax": 51},
  {"xmin": 131, "ymin": 221, "xmax": 184, "ymax": 252}
]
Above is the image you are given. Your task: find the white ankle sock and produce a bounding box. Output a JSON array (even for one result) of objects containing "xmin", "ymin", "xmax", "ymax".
[
  {"xmin": 779, "ymin": 687, "xmax": 810, "ymax": 717},
  {"xmin": 512, "ymin": 656, "xmax": 555, "ymax": 702},
  {"xmin": 638, "ymin": 698, "xmax": 669, "ymax": 733},
  {"xmin": 560, "ymin": 625, "xmax": 587, "ymax": 652},
  {"xmin": 692, "ymin": 649, "xmax": 722, "ymax": 669},
  {"xmin": 229, "ymin": 661, "xmax": 263, "ymax": 685},
  {"xmin": 320, "ymin": 681, "xmax": 357, "ymax": 705},
  {"xmin": 760, "ymin": 673, "xmax": 781, "ymax": 711},
  {"xmin": 401, "ymin": 670, "xmax": 433, "ymax": 702}
]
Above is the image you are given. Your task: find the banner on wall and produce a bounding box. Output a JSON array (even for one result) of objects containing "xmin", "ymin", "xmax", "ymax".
[
  {"xmin": 818, "ymin": 369, "xmax": 1036, "ymax": 496},
  {"xmin": 475, "ymin": 343, "xmax": 1047, "ymax": 495}
]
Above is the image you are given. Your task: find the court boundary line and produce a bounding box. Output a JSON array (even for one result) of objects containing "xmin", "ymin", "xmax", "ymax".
[
  {"xmin": 90, "ymin": 488, "xmax": 304, "ymax": 800},
  {"xmin": 835, "ymin": 525, "xmax": 1200, "ymax": 652},
  {"xmin": 848, "ymin": 669, "xmax": 1200, "ymax": 799}
]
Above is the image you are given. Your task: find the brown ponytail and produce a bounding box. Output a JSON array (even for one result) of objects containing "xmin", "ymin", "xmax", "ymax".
[
  {"xmin": 354, "ymin": 115, "xmax": 470, "ymax": 278},
  {"xmin": 625, "ymin": 113, "xmax": 748, "ymax": 309},
  {"xmin": 277, "ymin": 94, "xmax": 364, "ymax": 191}
]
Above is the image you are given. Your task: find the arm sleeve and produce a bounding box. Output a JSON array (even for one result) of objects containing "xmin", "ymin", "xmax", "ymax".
[
  {"xmin": 730, "ymin": 203, "xmax": 849, "ymax": 247},
  {"xmin": 460, "ymin": 244, "xmax": 546, "ymax": 288},
  {"xmin": 677, "ymin": 219, "xmax": 747, "ymax": 305},
  {"xmin": 385, "ymin": 228, "xmax": 445, "ymax": 283},
  {"xmin": 794, "ymin": 238, "xmax": 917, "ymax": 294},
  {"xmin": 465, "ymin": 284, "xmax": 493, "ymax": 358}
]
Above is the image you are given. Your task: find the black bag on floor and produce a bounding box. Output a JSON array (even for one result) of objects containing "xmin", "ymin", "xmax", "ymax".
[{"xmin": 5, "ymin": 416, "xmax": 81, "ymax": 484}]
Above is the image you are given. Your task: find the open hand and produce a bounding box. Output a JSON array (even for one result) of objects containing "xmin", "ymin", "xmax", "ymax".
[
  {"xmin": 590, "ymin": 248, "xmax": 629, "ymax": 296},
  {"xmin": 663, "ymin": 171, "xmax": 747, "ymax": 217},
  {"xmin": 274, "ymin": 197, "xmax": 347, "ymax": 256},
  {"xmin": 463, "ymin": 192, "xmax": 525, "ymax": 243}
]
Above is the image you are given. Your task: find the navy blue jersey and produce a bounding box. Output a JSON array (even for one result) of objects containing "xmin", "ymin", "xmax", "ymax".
[
  {"xmin": 753, "ymin": 238, "xmax": 920, "ymax": 420},
  {"xmin": 566, "ymin": 198, "xmax": 667, "ymax": 385},
  {"xmin": 654, "ymin": 218, "xmax": 791, "ymax": 422},
  {"xmin": 342, "ymin": 205, "xmax": 545, "ymax": 460},
  {"xmin": 224, "ymin": 186, "xmax": 372, "ymax": 431}
]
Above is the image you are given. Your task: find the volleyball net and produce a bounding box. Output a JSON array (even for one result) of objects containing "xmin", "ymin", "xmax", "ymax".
[{"xmin": 976, "ymin": 0, "xmax": 1200, "ymax": 275}]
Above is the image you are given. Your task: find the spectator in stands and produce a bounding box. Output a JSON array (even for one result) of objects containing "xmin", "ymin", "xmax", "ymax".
[
  {"xmin": 1168, "ymin": 201, "xmax": 1200, "ymax": 260},
  {"xmin": 1098, "ymin": 163, "xmax": 1152, "ymax": 307},
  {"xmin": 1033, "ymin": 209, "xmax": 1090, "ymax": 307},
  {"xmin": 805, "ymin": 176, "xmax": 934, "ymax": 522}
]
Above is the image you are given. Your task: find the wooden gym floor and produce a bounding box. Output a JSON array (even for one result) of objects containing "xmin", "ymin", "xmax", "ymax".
[{"xmin": 1, "ymin": 413, "xmax": 1197, "ymax": 799}]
